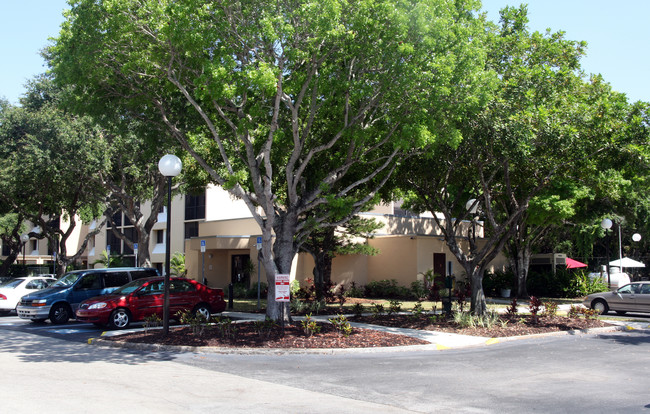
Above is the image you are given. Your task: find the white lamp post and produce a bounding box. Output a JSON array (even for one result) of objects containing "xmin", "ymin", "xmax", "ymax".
[{"xmin": 158, "ymin": 154, "xmax": 182, "ymax": 335}]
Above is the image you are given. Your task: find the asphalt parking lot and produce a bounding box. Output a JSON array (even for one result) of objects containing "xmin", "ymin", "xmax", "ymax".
[{"xmin": 1, "ymin": 313, "xmax": 649, "ymax": 413}]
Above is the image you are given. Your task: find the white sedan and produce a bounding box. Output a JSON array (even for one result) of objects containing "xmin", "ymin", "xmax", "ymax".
[{"xmin": 0, "ymin": 275, "xmax": 56, "ymax": 315}]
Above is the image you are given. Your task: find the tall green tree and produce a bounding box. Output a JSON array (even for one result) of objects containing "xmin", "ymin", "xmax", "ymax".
[
  {"xmin": 50, "ymin": 0, "xmax": 490, "ymax": 320},
  {"xmin": 402, "ymin": 6, "xmax": 628, "ymax": 313},
  {"xmin": 0, "ymin": 76, "xmax": 109, "ymax": 277}
]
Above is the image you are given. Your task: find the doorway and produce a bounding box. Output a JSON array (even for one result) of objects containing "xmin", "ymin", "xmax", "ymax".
[
  {"xmin": 231, "ymin": 254, "xmax": 251, "ymax": 288},
  {"xmin": 433, "ymin": 253, "xmax": 446, "ymax": 278}
]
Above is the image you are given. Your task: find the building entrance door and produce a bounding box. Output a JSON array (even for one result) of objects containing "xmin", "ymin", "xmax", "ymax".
[
  {"xmin": 231, "ymin": 254, "xmax": 251, "ymax": 288},
  {"xmin": 433, "ymin": 253, "xmax": 446, "ymax": 278}
]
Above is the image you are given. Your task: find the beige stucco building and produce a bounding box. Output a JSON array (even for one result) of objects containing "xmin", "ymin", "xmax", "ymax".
[{"xmin": 3, "ymin": 184, "xmax": 507, "ymax": 290}]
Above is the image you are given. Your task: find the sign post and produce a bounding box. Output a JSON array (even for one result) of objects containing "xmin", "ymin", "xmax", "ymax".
[
  {"xmin": 256, "ymin": 236, "xmax": 262, "ymax": 310},
  {"xmin": 200, "ymin": 240, "xmax": 206, "ymax": 285},
  {"xmin": 275, "ymin": 273, "xmax": 290, "ymax": 333},
  {"xmin": 133, "ymin": 243, "xmax": 138, "ymax": 267}
]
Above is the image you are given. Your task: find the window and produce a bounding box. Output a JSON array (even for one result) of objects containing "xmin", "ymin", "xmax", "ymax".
[
  {"xmin": 77, "ymin": 274, "xmax": 102, "ymax": 290},
  {"xmin": 1, "ymin": 243, "xmax": 10, "ymax": 256},
  {"xmin": 103, "ymin": 272, "xmax": 130, "ymax": 288},
  {"xmin": 170, "ymin": 280, "xmax": 195, "ymax": 293},
  {"xmin": 185, "ymin": 222, "xmax": 199, "ymax": 239},
  {"xmin": 110, "ymin": 211, "xmax": 122, "ymax": 227},
  {"xmin": 122, "ymin": 228, "xmax": 135, "ymax": 254},
  {"xmin": 26, "ymin": 279, "xmax": 51, "ymax": 290},
  {"xmin": 31, "ymin": 240, "xmax": 38, "ymax": 253},
  {"xmin": 107, "ymin": 231, "xmax": 121, "ymax": 254},
  {"xmin": 141, "ymin": 281, "xmax": 164, "ymax": 294},
  {"xmin": 130, "ymin": 269, "xmax": 158, "ymax": 280},
  {"xmin": 185, "ymin": 193, "xmax": 206, "ymax": 220},
  {"xmin": 156, "ymin": 230, "xmax": 164, "ymax": 244}
]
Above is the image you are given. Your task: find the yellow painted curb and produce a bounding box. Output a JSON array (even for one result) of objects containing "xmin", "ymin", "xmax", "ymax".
[
  {"xmin": 88, "ymin": 338, "xmax": 94, "ymax": 344},
  {"xmin": 485, "ymin": 338, "xmax": 499, "ymax": 345},
  {"xmin": 625, "ymin": 326, "xmax": 636, "ymax": 331},
  {"xmin": 436, "ymin": 344, "xmax": 451, "ymax": 350}
]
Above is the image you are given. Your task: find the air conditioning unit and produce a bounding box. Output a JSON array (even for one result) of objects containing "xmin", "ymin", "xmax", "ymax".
[{"xmin": 530, "ymin": 253, "xmax": 567, "ymax": 266}]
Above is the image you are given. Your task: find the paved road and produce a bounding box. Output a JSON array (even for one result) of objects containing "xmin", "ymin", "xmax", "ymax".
[{"xmin": 1, "ymin": 313, "xmax": 649, "ymax": 413}]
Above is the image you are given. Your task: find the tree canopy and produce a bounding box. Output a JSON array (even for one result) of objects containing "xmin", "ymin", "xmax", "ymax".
[
  {"xmin": 400, "ymin": 5, "xmax": 642, "ymax": 313},
  {"xmin": 50, "ymin": 0, "xmax": 492, "ymax": 319},
  {"xmin": 0, "ymin": 76, "xmax": 110, "ymax": 276}
]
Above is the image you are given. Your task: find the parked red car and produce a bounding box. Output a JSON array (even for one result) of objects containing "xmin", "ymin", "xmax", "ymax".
[{"xmin": 76, "ymin": 277, "xmax": 226, "ymax": 329}]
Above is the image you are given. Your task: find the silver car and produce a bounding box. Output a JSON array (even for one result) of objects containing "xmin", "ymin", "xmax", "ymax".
[{"xmin": 583, "ymin": 282, "xmax": 650, "ymax": 315}]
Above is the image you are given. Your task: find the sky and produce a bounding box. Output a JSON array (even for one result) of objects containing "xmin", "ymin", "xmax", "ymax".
[{"xmin": 1, "ymin": 1, "xmax": 649, "ymax": 105}]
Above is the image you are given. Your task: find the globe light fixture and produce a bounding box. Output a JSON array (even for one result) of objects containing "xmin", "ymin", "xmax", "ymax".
[
  {"xmin": 632, "ymin": 233, "xmax": 642, "ymax": 242},
  {"xmin": 21, "ymin": 234, "xmax": 29, "ymax": 265},
  {"xmin": 158, "ymin": 154, "xmax": 182, "ymax": 335},
  {"xmin": 600, "ymin": 218, "xmax": 613, "ymax": 230}
]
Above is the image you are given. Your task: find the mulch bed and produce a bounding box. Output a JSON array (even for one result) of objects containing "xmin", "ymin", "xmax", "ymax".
[
  {"xmin": 104, "ymin": 313, "xmax": 610, "ymax": 349},
  {"xmin": 349, "ymin": 314, "xmax": 610, "ymax": 338},
  {"xmin": 104, "ymin": 322, "xmax": 430, "ymax": 349}
]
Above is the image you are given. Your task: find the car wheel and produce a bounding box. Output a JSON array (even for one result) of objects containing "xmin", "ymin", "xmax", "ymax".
[
  {"xmin": 615, "ymin": 310, "xmax": 627, "ymax": 315},
  {"xmin": 192, "ymin": 304, "xmax": 211, "ymax": 321},
  {"xmin": 108, "ymin": 309, "xmax": 131, "ymax": 329},
  {"xmin": 0, "ymin": 310, "xmax": 10, "ymax": 316},
  {"xmin": 49, "ymin": 304, "xmax": 71, "ymax": 324},
  {"xmin": 592, "ymin": 299, "xmax": 609, "ymax": 315}
]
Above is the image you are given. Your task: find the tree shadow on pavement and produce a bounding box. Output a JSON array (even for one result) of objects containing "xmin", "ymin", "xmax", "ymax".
[
  {"xmin": 595, "ymin": 329, "xmax": 650, "ymax": 346},
  {"xmin": 0, "ymin": 329, "xmax": 177, "ymax": 364}
]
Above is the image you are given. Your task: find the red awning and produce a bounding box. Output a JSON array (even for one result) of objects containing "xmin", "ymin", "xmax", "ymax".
[{"xmin": 566, "ymin": 257, "xmax": 587, "ymax": 269}]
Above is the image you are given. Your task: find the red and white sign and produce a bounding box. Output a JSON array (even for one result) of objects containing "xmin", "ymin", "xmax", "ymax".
[{"xmin": 275, "ymin": 273, "xmax": 290, "ymax": 302}]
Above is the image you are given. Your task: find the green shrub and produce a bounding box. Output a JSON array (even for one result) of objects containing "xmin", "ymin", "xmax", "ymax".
[
  {"xmin": 410, "ymin": 280, "xmax": 428, "ymax": 300},
  {"xmin": 371, "ymin": 303, "xmax": 385, "ymax": 317},
  {"xmin": 483, "ymin": 270, "xmax": 514, "ymax": 297},
  {"xmin": 176, "ymin": 309, "xmax": 212, "ymax": 336},
  {"xmin": 328, "ymin": 315, "xmax": 353, "ymax": 337},
  {"xmin": 542, "ymin": 301, "xmax": 558, "ymax": 317},
  {"xmin": 213, "ymin": 316, "xmax": 237, "ymax": 340},
  {"xmin": 564, "ymin": 270, "xmax": 608, "ymax": 297},
  {"xmin": 301, "ymin": 313, "xmax": 321, "ymax": 336},
  {"xmin": 143, "ymin": 314, "xmax": 162, "ymax": 332},
  {"xmin": 351, "ymin": 303, "xmax": 364, "ymax": 317},
  {"xmin": 387, "ymin": 299, "xmax": 402, "ymax": 315},
  {"xmin": 232, "ymin": 282, "xmax": 268, "ymax": 299},
  {"xmin": 345, "ymin": 281, "xmax": 364, "ymax": 298},
  {"xmin": 411, "ymin": 301, "xmax": 424, "ymax": 319},
  {"xmin": 364, "ymin": 279, "xmax": 411, "ymax": 299},
  {"xmin": 253, "ymin": 317, "xmax": 277, "ymax": 338},
  {"xmin": 453, "ymin": 311, "xmax": 502, "ymax": 329}
]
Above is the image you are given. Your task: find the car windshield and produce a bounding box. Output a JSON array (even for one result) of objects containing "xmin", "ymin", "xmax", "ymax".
[
  {"xmin": 51, "ymin": 273, "xmax": 82, "ymax": 287},
  {"xmin": 0, "ymin": 278, "xmax": 24, "ymax": 289},
  {"xmin": 111, "ymin": 278, "xmax": 150, "ymax": 295}
]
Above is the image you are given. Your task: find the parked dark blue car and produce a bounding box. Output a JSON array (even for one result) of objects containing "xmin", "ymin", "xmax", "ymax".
[{"xmin": 17, "ymin": 267, "xmax": 158, "ymax": 324}]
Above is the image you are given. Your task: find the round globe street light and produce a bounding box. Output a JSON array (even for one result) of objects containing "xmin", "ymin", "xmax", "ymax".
[
  {"xmin": 633, "ymin": 233, "xmax": 642, "ymax": 242},
  {"xmin": 158, "ymin": 154, "xmax": 182, "ymax": 335},
  {"xmin": 21, "ymin": 234, "xmax": 29, "ymax": 265}
]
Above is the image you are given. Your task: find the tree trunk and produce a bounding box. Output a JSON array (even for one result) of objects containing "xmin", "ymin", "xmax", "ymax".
[
  {"xmin": 264, "ymin": 213, "xmax": 298, "ymax": 322},
  {"xmin": 0, "ymin": 250, "xmax": 19, "ymax": 277},
  {"xmin": 514, "ymin": 247, "xmax": 531, "ymax": 298},
  {"xmin": 469, "ymin": 265, "xmax": 487, "ymax": 315},
  {"xmin": 135, "ymin": 229, "xmax": 152, "ymax": 267}
]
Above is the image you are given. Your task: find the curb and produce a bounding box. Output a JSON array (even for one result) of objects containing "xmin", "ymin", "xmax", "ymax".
[{"xmin": 87, "ymin": 321, "xmax": 633, "ymax": 355}]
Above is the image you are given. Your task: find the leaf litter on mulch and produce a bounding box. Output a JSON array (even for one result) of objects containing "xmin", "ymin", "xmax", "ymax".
[{"xmin": 103, "ymin": 313, "xmax": 610, "ymax": 349}]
